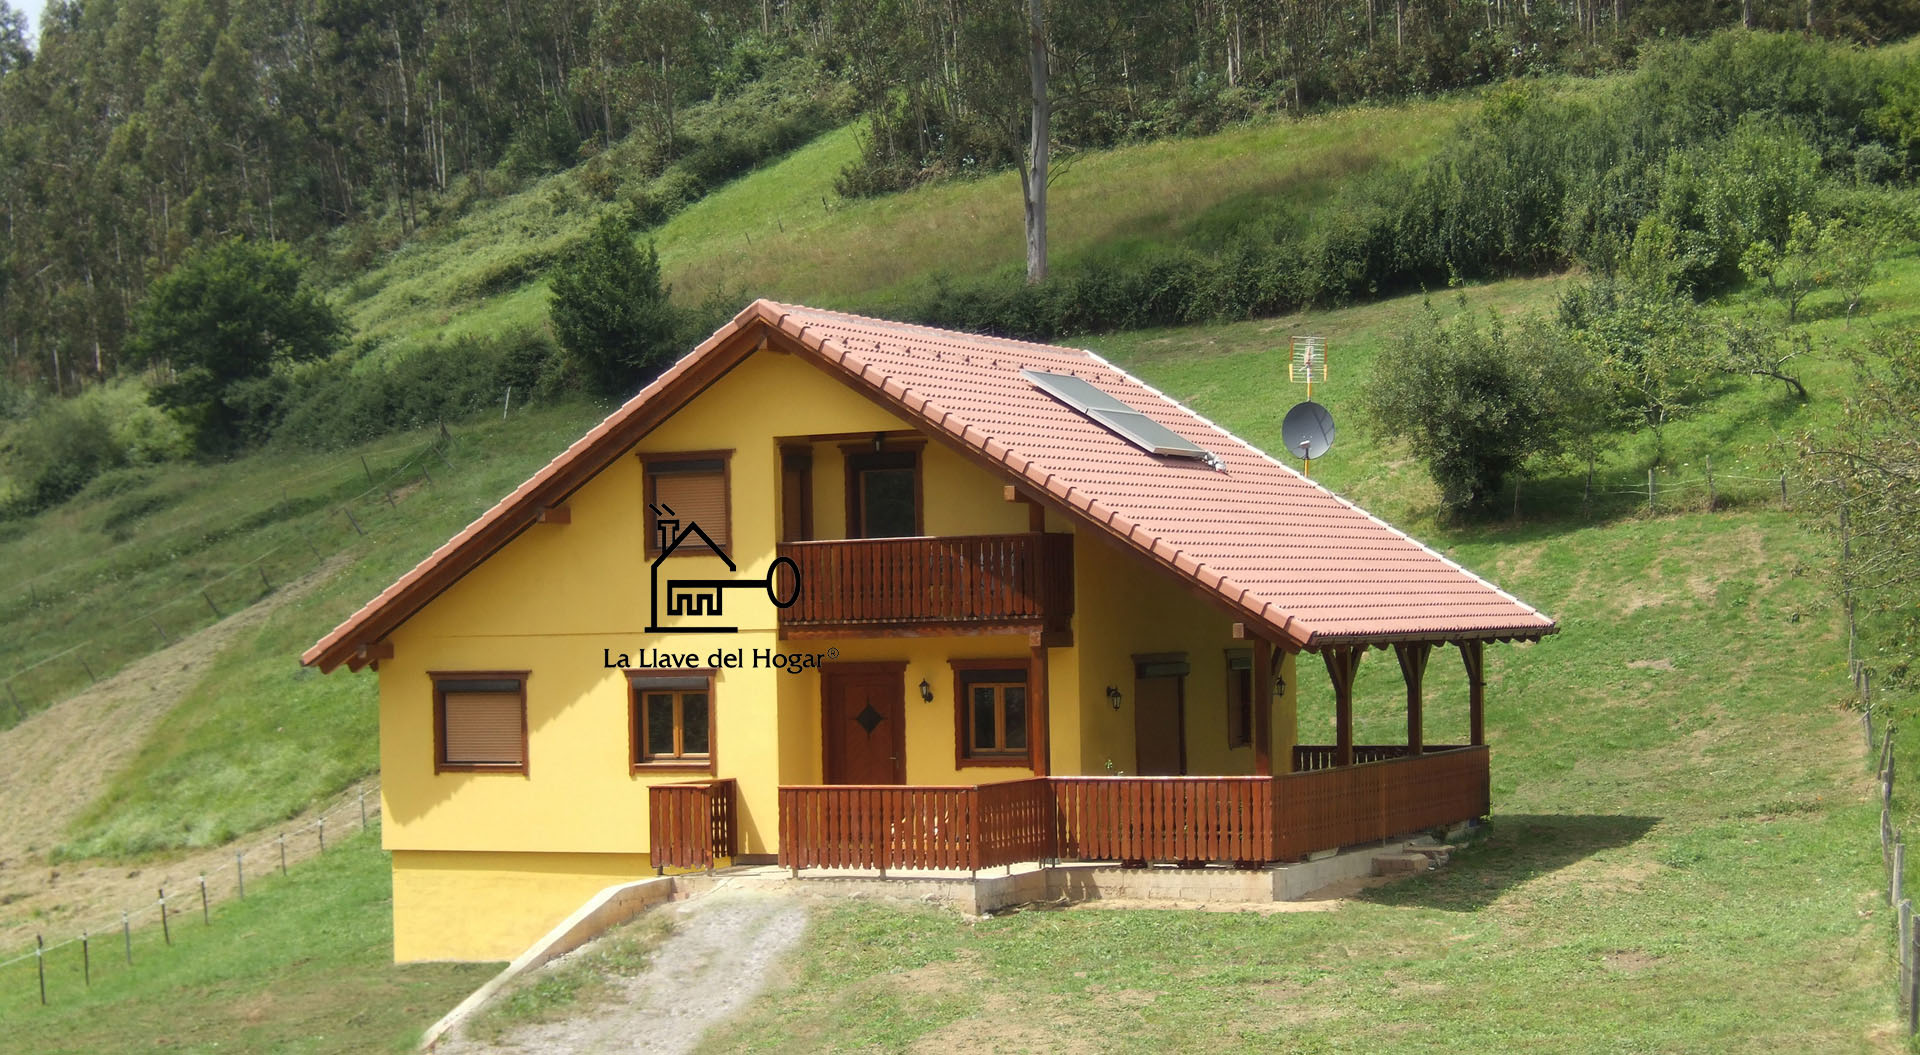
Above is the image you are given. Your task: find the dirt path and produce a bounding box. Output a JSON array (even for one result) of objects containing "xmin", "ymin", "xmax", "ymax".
[
  {"xmin": 443, "ymin": 890, "xmax": 808, "ymax": 1055},
  {"xmin": 0, "ymin": 555, "xmax": 356, "ymax": 950}
]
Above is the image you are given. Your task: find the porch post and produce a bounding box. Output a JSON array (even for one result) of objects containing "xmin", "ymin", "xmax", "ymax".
[
  {"xmin": 1323, "ymin": 645, "xmax": 1362, "ymax": 767},
  {"xmin": 1252, "ymin": 638, "xmax": 1274, "ymax": 776},
  {"xmin": 1458, "ymin": 639, "xmax": 1486, "ymax": 746},
  {"xmin": 1029, "ymin": 636, "xmax": 1051, "ymax": 776},
  {"xmin": 1394, "ymin": 642, "xmax": 1431, "ymax": 756}
]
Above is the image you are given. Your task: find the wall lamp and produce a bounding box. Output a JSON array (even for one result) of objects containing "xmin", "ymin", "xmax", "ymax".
[
  {"xmin": 1106, "ymin": 686, "xmax": 1123, "ymax": 710},
  {"xmin": 873, "ymin": 431, "xmax": 887, "ymax": 452},
  {"xmin": 919, "ymin": 678, "xmax": 934, "ymax": 703}
]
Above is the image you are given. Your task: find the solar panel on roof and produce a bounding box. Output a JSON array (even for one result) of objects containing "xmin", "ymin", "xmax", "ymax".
[{"xmin": 1022, "ymin": 369, "xmax": 1214, "ymax": 460}]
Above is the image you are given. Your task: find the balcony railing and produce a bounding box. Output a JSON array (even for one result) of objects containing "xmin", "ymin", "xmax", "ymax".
[
  {"xmin": 776, "ymin": 747, "xmax": 1491, "ymax": 872},
  {"xmin": 776, "ymin": 533, "xmax": 1073, "ymax": 634},
  {"xmin": 1291, "ymin": 743, "xmax": 1470, "ymax": 771}
]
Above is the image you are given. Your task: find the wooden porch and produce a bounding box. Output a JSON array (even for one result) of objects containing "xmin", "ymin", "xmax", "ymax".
[{"xmin": 758, "ymin": 746, "xmax": 1489, "ymax": 873}]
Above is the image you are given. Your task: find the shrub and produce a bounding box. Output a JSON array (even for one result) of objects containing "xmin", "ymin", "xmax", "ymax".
[{"xmin": 548, "ymin": 215, "xmax": 681, "ymax": 399}]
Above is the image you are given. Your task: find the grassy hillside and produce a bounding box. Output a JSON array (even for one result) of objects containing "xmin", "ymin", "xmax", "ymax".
[
  {"xmin": 345, "ymin": 95, "xmax": 1483, "ymax": 353},
  {"xmin": 0, "ymin": 830, "xmax": 494, "ymax": 1053}
]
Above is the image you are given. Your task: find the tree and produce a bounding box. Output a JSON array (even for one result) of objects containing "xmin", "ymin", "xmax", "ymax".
[
  {"xmin": 1021, "ymin": 0, "xmax": 1049, "ymax": 285},
  {"xmin": 548, "ymin": 213, "xmax": 679, "ymax": 399},
  {"xmin": 1363, "ymin": 304, "xmax": 1599, "ymax": 514},
  {"xmin": 124, "ymin": 239, "xmax": 345, "ymax": 454},
  {"xmin": 1557, "ymin": 270, "xmax": 1717, "ymax": 457},
  {"xmin": 1800, "ymin": 330, "xmax": 1920, "ymax": 680},
  {"xmin": 1738, "ymin": 211, "xmax": 1829, "ymax": 324},
  {"xmin": 0, "ymin": 1, "xmax": 29, "ymax": 80}
]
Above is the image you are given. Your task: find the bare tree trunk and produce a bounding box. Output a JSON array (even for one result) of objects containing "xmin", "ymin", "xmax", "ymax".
[{"xmin": 1023, "ymin": 0, "xmax": 1049, "ymax": 286}]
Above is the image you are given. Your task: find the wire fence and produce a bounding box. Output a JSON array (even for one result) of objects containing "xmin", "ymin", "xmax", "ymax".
[
  {"xmin": 0, "ymin": 782, "xmax": 382, "ymax": 1008},
  {"xmin": 0, "ymin": 423, "xmax": 463, "ymax": 727},
  {"xmin": 1532, "ymin": 452, "xmax": 1796, "ymax": 520}
]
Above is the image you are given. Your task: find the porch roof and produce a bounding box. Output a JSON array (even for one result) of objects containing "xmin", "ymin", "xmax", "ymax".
[{"xmin": 303, "ymin": 300, "xmax": 1553, "ymax": 672}]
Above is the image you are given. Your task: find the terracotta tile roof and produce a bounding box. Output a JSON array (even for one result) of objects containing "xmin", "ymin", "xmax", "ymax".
[{"xmin": 304, "ymin": 299, "xmax": 1553, "ymax": 672}]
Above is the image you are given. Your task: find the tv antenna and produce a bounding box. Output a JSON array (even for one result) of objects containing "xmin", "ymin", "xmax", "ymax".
[{"xmin": 1284, "ymin": 336, "xmax": 1334, "ymax": 476}]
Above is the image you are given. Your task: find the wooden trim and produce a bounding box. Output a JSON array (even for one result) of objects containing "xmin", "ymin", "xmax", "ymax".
[
  {"xmin": 1395, "ymin": 642, "xmax": 1432, "ymax": 756},
  {"xmin": 536, "ymin": 505, "xmax": 570, "ymax": 524},
  {"xmin": 1322, "ymin": 646, "xmax": 1364, "ymax": 767},
  {"xmin": 1458, "ymin": 639, "xmax": 1487, "ymax": 746},
  {"xmin": 627, "ymin": 668, "xmax": 718, "ymax": 774},
  {"xmin": 779, "ymin": 445, "xmax": 814, "ymax": 543},
  {"xmin": 1030, "ymin": 643, "xmax": 1051, "ymax": 777},
  {"xmin": 842, "ymin": 446, "xmax": 922, "ymax": 539},
  {"xmin": 948, "ymin": 658, "xmax": 1034, "ymax": 769},
  {"xmin": 641, "ymin": 450, "xmax": 734, "ymax": 558},
  {"xmin": 1251, "ymin": 641, "xmax": 1274, "ymax": 776},
  {"xmin": 430, "ymin": 670, "xmax": 530, "ymax": 775}
]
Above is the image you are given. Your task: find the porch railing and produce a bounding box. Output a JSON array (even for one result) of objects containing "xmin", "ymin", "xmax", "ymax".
[
  {"xmin": 778, "ymin": 779, "xmax": 1052, "ymax": 872},
  {"xmin": 775, "ymin": 533, "xmax": 1073, "ymax": 633},
  {"xmin": 648, "ymin": 778, "xmax": 738, "ymax": 871},
  {"xmin": 1291, "ymin": 743, "xmax": 1471, "ymax": 771},
  {"xmin": 777, "ymin": 746, "xmax": 1490, "ymax": 871}
]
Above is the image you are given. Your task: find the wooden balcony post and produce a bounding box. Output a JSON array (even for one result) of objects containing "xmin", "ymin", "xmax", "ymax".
[
  {"xmin": 1394, "ymin": 643, "xmax": 1432, "ymax": 756},
  {"xmin": 1029, "ymin": 637, "xmax": 1051, "ymax": 776},
  {"xmin": 1252, "ymin": 638, "xmax": 1274, "ymax": 776},
  {"xmin": 1458, "ymin": 639, "xmax": 1487, "ymax": 746},
  {"xmin": 1323, "ymin": 646, "xmax": 1363, "ymax": 767}
]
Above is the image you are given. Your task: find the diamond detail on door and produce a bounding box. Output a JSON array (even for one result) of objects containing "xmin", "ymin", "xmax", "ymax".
[{"xmin": 853, "ymin": 703, "xmax": 885, "ymax": 735}]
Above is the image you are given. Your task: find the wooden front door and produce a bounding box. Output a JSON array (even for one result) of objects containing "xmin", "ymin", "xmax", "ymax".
[
  {"xmin": 823, "ymin": 665, "xmax": 906, "ymax": 785},
  {"xmin": 1134, "ymin": 673, "xmax": 1186, "ymax": 776}
]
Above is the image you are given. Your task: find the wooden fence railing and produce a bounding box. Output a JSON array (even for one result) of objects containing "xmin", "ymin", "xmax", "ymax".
[
  {"xmin": 777, "ymin": 748, "xmax": 1490, "ymax": 872},
  {"xmin": 1052, "ymin": 776, "xmax": 1274, "ymax": 864},
  {"xmin": 1291, "ymin": 743, "xmax": 1470, "ymax": 771},
  {"xmin": 775, "ymin": 533, "xmax": 1073, "ymax": 632},
  {"xmin": 648, "ymin": 778, "xmax": 738, "ymax": 871}
]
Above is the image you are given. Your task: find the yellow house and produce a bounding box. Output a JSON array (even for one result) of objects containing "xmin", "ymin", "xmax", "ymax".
[{"xmin": 303, "ymin": 301, "xmax": 1555, "ymax": 962}]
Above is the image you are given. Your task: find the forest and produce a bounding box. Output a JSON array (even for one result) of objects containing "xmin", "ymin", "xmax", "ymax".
[{"xmin": 4, "ymin": 0, "xmax": 1919, "ymax": 399}]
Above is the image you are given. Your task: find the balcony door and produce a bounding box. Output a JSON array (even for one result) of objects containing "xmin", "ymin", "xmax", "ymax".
[
  {"xmin": 844, "ymin": 445, "xmax": 921, "ymax": 538},
  {"xmin": 822, "ymin": 664, "xmax": 907, "ymax": 785}
]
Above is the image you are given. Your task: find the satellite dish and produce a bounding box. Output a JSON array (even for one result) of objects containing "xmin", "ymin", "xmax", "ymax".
[{"xmin": 1282, "ymin": 401, "xmax": 1336, "ymax": 461}]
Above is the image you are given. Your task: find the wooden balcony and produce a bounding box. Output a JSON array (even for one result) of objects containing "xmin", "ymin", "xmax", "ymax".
[
  {"xmin": 776, "ymin": 533, "xmax": 1073, "ymax": 637},
  {"xmin": 776, "ymin": 746, "xmax": 1490, "ymax": 872}
]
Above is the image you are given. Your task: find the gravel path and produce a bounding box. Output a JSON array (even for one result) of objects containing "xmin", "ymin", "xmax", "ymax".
[{"xmin": 446, "ymin": 889, "xmax": 808, "ymax": 1055}]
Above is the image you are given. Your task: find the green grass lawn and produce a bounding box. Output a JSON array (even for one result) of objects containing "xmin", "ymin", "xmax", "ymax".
[{"xmin": 0, "ymin": 830, "xmax": 496, "ymax": 1054}]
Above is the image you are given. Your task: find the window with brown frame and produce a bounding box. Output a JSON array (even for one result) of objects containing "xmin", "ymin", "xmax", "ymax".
[
  {"xmin": 843, "ymin": 446, "xmax": 921, "ymax": 538},
  {"xmin": 1226, "ymin": 650, "xmax": 1253, "ymax": 749},
  {"xmin": 643, "ymin": 453, "xmax": 731, "ymax": 556},
  {"xmin": 433, "ymin": 674, "xmax": 529, "ymax": 773},
  {"xmin": 629, "ymin": 671, "xmax": 716, "ymax": 772},
  {"xmin": 951, "ymin": 661, "xmax": 1030, "ymax": 765}
]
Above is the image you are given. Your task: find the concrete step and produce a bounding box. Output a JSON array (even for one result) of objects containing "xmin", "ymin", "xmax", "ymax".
[{"xmin": 1371, "ymin": 852, "xmax": 1436, "ymax": 877}]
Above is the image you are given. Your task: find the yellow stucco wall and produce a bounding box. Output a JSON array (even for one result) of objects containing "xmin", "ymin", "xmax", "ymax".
[
  {"xmin": 374, "ymin": 345, "xmax": 1300, "ymax": 961},
  {"xmin": 1067, "ymin": 530, "xmax": 1299, "ymax": 776},
  {"xmin": 390, "ymin": 850, "xmax": 650, "ymax": 962}
]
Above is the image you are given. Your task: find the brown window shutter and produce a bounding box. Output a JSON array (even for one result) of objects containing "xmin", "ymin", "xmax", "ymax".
[
  {"xmin": 654, "ymin": 470, "xmax": 728, "ymax": 549},
  {"xmin": 443, "ymin": 691, "xmax": 524, "ymax": 765}
]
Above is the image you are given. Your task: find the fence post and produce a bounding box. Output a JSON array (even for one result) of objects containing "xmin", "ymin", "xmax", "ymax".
[
  {"xmin": 78, "ymin": 654, "xmax": 95, "ymax": 683},
  {"xmin": 1901, "ymin": 898, "xmax": 1913, "ymax": 1012},
  {"xmin": 1648, "ymin": 469, "xmax": 1655, "ymax": 513},
  {"xmin": 360, "ymin": 455, "xmax": 373, "ymax": 484},
  {"xmin": 318, "ymin": 816, "xmax": 326, "ymax": 852},
  {"xmin": 35, "ymin": 934, "xmax": 44, "ymax": 1006},
  {"xmin": 121, "ymin": 911, "xmax": 131, "ymax": 965},
  {"xmin": 1910, "ymin": 922, "xmax": 1920, "ymax": 1035},
  {"xmin": 1896, "ymin": 841, "xmax": 1906, "ymax": 908},
  {"xmin": 202, "ymin": 591, "xmax": 221, "ymax": 619},
  {"xmin": 258, "ymin": 566, "xmax": 272, "ymax": 592},
  {"xmin": 199, "ymin": 874, "xmax": 209, "ymax": 925},
  {"xmin": 81, "ymin": 931, "xmax": 89, "ymax": 988},
  {"xmin": 1885, "ymin": 810, "xmax": 1894, "ymax": 872},
  {"xmin": 5, "ymin": 680, "xmax": 20, "ymax": 720},
  {"xmin": 159, "ymin": 889, "xmax": 170, "ymax": 946},
  {"xmin": 359, "ymin": 790, "xmax": 368, "ymax": 831},
  {"xmin": 1705, "ymin": 454, "xmax": 1716, "ymax": 510},
  {"xmin": 502, "ymin": 385, "xmax": 513, "ymax": 420},
  {"xmin": 279, "ymin": 833, "xmax": 287, "ymax": 875},
  {"xmin": 236, "ymin": 852, "xmax": 245, "ymax": 899},
  {"xmin": 344, "ymin": 508, "xmax": 363, "ymax": 536}
]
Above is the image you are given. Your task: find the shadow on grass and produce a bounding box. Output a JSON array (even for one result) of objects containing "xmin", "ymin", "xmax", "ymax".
[{"xmin": 1354, "ymin": 812, "xmax": 1660, "ymax": 912}]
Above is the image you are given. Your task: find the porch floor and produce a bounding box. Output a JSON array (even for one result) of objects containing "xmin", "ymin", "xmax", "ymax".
[{"xmin": 675, "ymin": 830, "xmax": 1464, "ymax": 914}]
